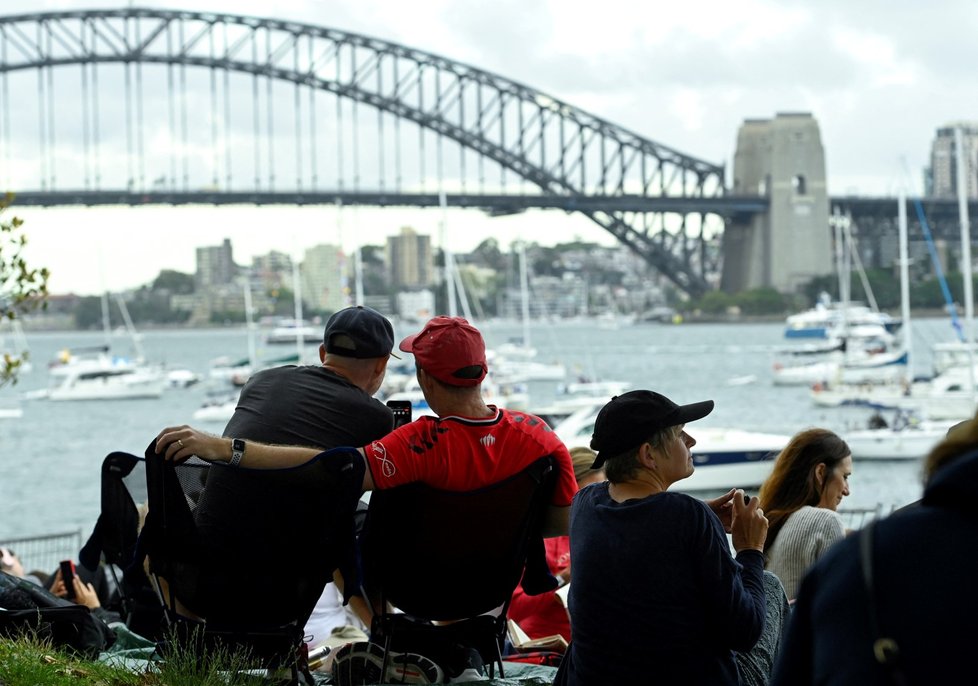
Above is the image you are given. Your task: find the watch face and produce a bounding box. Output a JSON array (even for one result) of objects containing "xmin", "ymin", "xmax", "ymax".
[{"xmin": 232, "ymin": 438, "xmax": 245, "ymax": 452}]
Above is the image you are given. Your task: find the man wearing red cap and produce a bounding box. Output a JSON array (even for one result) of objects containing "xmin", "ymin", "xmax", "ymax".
[{"xmin": 364, "ymin": 316, "xmax": 577, "ymax": 505}]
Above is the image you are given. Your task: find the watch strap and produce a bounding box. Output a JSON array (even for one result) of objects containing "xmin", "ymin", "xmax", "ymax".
[{"xmin": 230, "ymin": 438, "xmax": 245, "ymax": 467}]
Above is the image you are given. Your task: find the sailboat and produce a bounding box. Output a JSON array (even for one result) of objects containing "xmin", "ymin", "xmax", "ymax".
[
  {"xmin": 490, "ymin": 242, "xmax": 567, "ymax": 386},
  {"xmin": 839, "ymin": 189, "xmax": 967, "ymax": 458},
  {"xmin": 37, "ymin": 293, "xmax": 166, "ymax": 401},
  {"xmin": 773, "ymin": 216, "xmax": 907, "ymax": 387}
]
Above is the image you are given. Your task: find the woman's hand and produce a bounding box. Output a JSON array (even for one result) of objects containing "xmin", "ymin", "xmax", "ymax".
[
  {"xmin": 71, "ymin": 577, "xmax": 101, "ymax": 610},
  {"xmin": 730, "ymin": 491, "xmax": 769, "ymax": 553},
  {"xmin": 155, "ymin": 425, "xmax": 229, "ymax": 464},
  {"xmin": 706, "ymin": 488, "xmax": 738, "ymax": 533}
]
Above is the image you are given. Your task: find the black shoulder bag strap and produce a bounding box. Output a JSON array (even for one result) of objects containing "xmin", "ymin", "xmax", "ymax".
[{"xmin": 859, "ymin": 521, "xmax": 909, "ymax": 686}]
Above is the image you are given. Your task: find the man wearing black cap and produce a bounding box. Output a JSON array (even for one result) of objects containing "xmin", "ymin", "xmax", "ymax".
[
  {"xmin": 221, "ymin": 304, "xmax": 396, "ymax": 449},
  {"xmin": 554, "ymin": 390, "xmax": 769, "ymax": 686},
  {"xmin": 189, "ymin": 305, "xmax": 397, "ymax": 631}
]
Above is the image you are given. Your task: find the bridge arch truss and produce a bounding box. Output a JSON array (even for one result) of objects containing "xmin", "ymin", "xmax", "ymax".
[{"xmin": 0, "ymin": 8, "xmax": 729, "ymax": 295}]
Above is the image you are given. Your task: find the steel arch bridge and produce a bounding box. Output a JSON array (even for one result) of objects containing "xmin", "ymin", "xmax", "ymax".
[{"xmin": 0, "ymin": 8, "xmax": 753, "ymax": 297}]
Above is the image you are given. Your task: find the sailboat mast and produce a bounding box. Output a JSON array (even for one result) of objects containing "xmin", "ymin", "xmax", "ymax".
[
  {"xmin": 292, "ymin": 256, "xmax": 305, "ymax": 363},
  {"xmin": 518, "ymin": 241, "xmax": 531, "ymax": 349},
  {"xmin": 954, "ymin": 126, "xmax": 975, "ymax": 398},
  {"xmin": 898, "ymin": 190, "xmax": 912, "ymax": 382},
  {"xmin": 100, "ymin": 291, "xmax": 111, "ymax": 345},
  {"xmin": 440, "ymin": 190, "xmax": 457, "ymax": 318},
  {"xmin": 354, "ymin": 246, "xmax": 364, "ymax": 306},
  {"xmin": 243, "ymin": 279, "xmax": 257, "ymax": 369}
]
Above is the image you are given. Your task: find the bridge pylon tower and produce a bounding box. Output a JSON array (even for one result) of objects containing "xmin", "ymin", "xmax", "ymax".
[{"xmin": 722, "ymin": 112, "xmax": 832, "ymax": 294}]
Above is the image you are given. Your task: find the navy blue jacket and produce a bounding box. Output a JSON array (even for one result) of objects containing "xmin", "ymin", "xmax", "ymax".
[{"xmin": 771, "ymin": 449, "xmax": 978, "ymax": 685}]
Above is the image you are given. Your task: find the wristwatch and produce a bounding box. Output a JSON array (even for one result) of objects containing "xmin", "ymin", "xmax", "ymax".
[{"xmin": 230, "ymin": 438, "xmax": 246, "ymax": 467}]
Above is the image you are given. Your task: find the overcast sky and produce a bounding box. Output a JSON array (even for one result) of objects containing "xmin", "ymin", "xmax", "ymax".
[{"xmin": 5, "ymin": 0, "xmax": 976, "ymax": 295}]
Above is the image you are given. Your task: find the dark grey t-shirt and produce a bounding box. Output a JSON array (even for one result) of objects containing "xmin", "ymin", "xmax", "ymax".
[{"xmin": 222, "ymin": 364, "xmax": 392, "ymax": 448}]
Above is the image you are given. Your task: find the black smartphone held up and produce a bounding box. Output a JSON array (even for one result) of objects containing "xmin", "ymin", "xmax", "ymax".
[
  {"xmin": 743, "ymin": 493, "xmax": 752, "ymax": 505},
  {"xmin": 387, "ymin": 400, "xmax": 413, "ymax": 429},
  {"xmin": 59, "ymin": 559, "xmax": 77, "ymax": 600}
]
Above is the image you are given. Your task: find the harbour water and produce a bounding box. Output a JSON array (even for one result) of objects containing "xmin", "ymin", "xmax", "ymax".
[{"xmin": 0, "ymin": 316, "xmax": 964, "ymax": 541}]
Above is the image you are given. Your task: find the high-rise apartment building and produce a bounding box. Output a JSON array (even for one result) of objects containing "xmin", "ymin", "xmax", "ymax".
[
  {"xmin": 387, "ymin": 227, "xmax": 433, "ymax": 289},
  {"xmin": 301, "ymin": 243, "xmax": 348, "ymax": 313},
  {"xmin": 195, "ymin": 238, "xmax": 235, "ymax": 288},
  {"xmin": 927, "ymin": 122, "xmax": 978, "ymax": 198}
]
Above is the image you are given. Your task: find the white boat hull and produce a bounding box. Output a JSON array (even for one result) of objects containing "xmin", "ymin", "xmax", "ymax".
[
  {"xmin": 844, "ymin": 422, "xmax": 955, "ymax": 460},
  {"xmin": 193, "ymin": 400, "xmax": 238, "ymax": 423},
  {"xmin": 773, "ymin": 350, "xmax": 908, "ymax": 387},
  {"xmin": 554, "ymin": 404, "xmax": 786, "ymax": 490},
  {"xmin": 46, "ymin": 368, "xmax": 165, "ymax": 401}
]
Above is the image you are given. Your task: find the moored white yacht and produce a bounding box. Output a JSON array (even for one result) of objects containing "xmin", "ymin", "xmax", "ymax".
[
  {"xmin": 843, "ymin": 410, "xmax": 957, "ymax": 461},
  {"xmin": 552, "ymin": 401, "xmax": 788, "ymax": 491},
  {"xmin": 43, "ymin": 366, "xmax": 165, "ymax": 401},
  {"xmin": 263, "ymin": 318, "xmax": 320, "ymax": 345}
]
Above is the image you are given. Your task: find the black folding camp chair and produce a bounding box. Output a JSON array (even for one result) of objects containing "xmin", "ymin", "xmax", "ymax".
[
  {"xmin": 78, "ymin": 451, "xmax": 163, "ymax": 639},
  {"xmin": 360, "ymin": 454, "xmax": 558, "ymax": 679},
  {"xmin": 141, "ymin": 441, "xmax": 366, "ymax": 686}
]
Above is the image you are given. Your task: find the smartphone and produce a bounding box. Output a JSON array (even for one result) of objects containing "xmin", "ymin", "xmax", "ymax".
[
  {"xmin": 742, "ymin": 493, "xmax": 752, "ymax": 505},
  {"xmin": 387, "ymin": 400, "xmax": 413, "ymax": 429},
  {"xmin": 59, "ymin": 560, "xmax": 77, "ymax": 600}
]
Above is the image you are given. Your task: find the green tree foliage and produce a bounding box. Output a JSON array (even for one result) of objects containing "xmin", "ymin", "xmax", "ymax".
[
  {"xmin": 1, "ymin": 194, "xmax": 49, "ymax": 386},
  {"xmin": 738, "ymin": 287, "xmax": 788, "ymax": 315},
  {"xmin": 152, "ymin": 269, "xmax": 195, "ymax": 294}
]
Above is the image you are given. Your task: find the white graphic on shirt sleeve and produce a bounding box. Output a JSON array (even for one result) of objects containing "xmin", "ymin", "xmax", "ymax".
[{"xmin": 370, "ymin": 442, "xmax": 396, "ymax": 477}]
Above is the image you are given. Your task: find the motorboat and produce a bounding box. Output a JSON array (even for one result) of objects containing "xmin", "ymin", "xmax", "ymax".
[
  {"xmin": 811, "ymin": 364, "xmax": 977, "ymax": 420},
  {"xmin": 552, "ymin": 402, "xmax": 788, "ymax": 491},
  {"xmin": 166, "ymin": 368, "xmax": 201, "ymax": 388},
  {"xmin": 47, "ymin": 345, "xmax": 136, "ymax": 378},
  {"xmin": 264, "ymin": 318, "xmax": 320, "ymax": 345},
  {"xmin": 784, "ymin": 291, "xmax": 900, "ymax": 340},
  {"xmin": 192, "ymin": 391, "xmax": 239, "ymax": 423},
  {"xmin": 772, "ymin": 348, "xmax": 908, "ymax": 387},
  {"xmin": 43, "ymin": 366, "xmax": 165, "ymax": 401},
  {"xmin": 531, "ymin": 379, "xmax": 632, "ymax": 426},
  {"xmin": 843, "ymin": 411, "xmax": 956, "ymax": 460}
]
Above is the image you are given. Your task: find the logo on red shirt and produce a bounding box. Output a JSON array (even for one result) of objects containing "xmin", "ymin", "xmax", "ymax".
[{"xmin": 370, "ymin": 442, "xmax": 396, "ymax": 477}]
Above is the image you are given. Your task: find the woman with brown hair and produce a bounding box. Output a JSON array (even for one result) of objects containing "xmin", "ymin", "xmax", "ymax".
[{"xmin": 758, "ymin": 428, "xmax": 852, "ymax": 601}]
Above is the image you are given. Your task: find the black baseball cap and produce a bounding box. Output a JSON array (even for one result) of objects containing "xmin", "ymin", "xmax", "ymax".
[
  {"xmin": 589, "ymin": 390, "xmax": 714, "ymax": 468},
  {"xmin": 323, "ymin": 305, "xmax": 397, "ymax": 359}
]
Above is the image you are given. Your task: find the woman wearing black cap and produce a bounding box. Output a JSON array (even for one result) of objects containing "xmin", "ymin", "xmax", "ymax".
[{"xmin": 554, "ymin": 390, "xmax": 769, "ymax": 686}]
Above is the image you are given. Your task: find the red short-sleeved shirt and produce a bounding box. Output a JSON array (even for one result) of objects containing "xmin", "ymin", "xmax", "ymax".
[{"xmin": 364, "ymin": 406, "xmax": 577, "ymax": 507}]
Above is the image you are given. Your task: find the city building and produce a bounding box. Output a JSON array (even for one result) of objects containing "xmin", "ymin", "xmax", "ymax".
[
  {"xmin": 301, "ymin": 243, "xmax": 348, "ymax": 313},
  {"xmin": 251, "ymin": 250, "xmax": 293, "ymax": 293},
  {"xmin": 926, "ymin": 122, "xmax": 978, "ymax": 198},
  {"xmin": 195, "ymin": 238, "xmax": 236, "ymax": 289},
  {"xmin": 387, "ymin": 226, "xmax": 433, "ymax": 289}
]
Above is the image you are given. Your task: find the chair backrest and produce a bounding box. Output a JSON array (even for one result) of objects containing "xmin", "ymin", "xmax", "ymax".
[
  {"xmin": 142, "ymin": 441, "xmax": 212, "ymax": 618},
  {"xmin": 97, "ymin": 451, "xmax": 145, "ymax": 569},
  {"xmin": 361, "ymin": 455, "xmax": 557, "ymax": 622},
  {"xmin": 143, "ymin": 442, "xmax": 366, "ymax": 629},
  {"xmin": 82, "ymin": 450, "xmax": 165, "ymax": 639}
]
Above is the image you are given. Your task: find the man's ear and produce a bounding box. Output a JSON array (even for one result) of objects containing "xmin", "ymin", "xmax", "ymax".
[{"xmin": 319, "ymin": 343, "xmax": 327, "ymax": 363}]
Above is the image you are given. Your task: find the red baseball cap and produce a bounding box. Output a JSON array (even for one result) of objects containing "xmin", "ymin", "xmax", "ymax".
[{"xmin": 399, "ymin": 316, "xmax": 488, "ymax": 387}]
